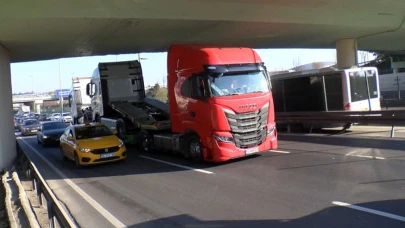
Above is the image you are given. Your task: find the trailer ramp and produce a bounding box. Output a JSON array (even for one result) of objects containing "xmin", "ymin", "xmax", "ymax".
[{"xmin": 110, "ymin": 101, "xmax": 154, "ymax": 124}]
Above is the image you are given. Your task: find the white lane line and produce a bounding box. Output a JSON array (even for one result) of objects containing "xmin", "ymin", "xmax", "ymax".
[
  {"xmin": 139, "ymin": 155, "xmax": 214, "ymax": 175},
  {"xmin": 269, "ymin": 150, "xmax": 291, "ymax": 154},
  {"xmin": 348, "ymin": 155, "xmax": 385, "ymax": 160},
  {"xmin": 17, "ymin": 137, "xmax": 127, "ymax": 228},
  {"xmin": 332, "ymin": 201, "xmax": 405, "ymax": 222}
]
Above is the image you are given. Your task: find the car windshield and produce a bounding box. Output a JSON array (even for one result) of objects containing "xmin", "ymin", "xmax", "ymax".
[
  {"xmin": 24, "ymin": 120, "xmax": 39, "ymax": 126},
  {"xmin": 209, "ymin": 71, "xmax": 270, "ymax": 97},
  {"xmin": 63, "ymin": 113, "xmax": 70, "ymax": 116},
  {"xmin": 42, "ymin": 122, "xmax": 66, "ymax": 131},
  {"xmin": 75, "ymin": 126, "xmax": 113, "ymax": 140}
]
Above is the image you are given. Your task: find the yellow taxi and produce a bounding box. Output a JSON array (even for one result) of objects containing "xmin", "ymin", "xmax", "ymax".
[{"xmin": 59, "ymin": 123, "xmax": 126, "ymax": 168}]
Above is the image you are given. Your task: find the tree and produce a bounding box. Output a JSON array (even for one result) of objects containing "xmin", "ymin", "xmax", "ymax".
[{"xmin": 145, "ymin": 83, "xmax": 168, "ymax": 102}]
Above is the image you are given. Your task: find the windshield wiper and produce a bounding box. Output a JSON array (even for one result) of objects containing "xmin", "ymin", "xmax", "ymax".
[{"xmin": 224, "ymin": 93, "xmax": 242, "ymax": 96}]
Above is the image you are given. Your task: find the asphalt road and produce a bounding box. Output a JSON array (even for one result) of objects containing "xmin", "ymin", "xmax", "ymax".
[{"xmin": 16, "ymin": 132, "xmax": 405, "ymax": 228}]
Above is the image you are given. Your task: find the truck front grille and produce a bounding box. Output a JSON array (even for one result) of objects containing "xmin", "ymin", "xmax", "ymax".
[{"xmin": 224, "ymin": 104, "xmax": 269, "ymax": 148}]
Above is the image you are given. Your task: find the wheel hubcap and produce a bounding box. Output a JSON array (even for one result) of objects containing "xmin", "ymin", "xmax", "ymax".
[
  {"xmin": 189, "ymin": 141, "xmax": 200, "ymax": 158},
  {"xmin": 142, "ymin": 135, "xmax": 149, "ymax": 151}
]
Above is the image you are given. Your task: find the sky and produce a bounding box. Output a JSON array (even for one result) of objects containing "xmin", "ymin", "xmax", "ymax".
[{"xmin": 10, "ymin": 49, "xmax": 375, "ymax": 93}]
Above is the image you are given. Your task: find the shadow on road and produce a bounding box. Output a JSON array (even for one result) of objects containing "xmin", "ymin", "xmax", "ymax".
[
  {"xmin": 126, "ymin": 199, "xmax": 405, "ymax": 228},
  {"xmin": 15, "ymin": 137, "xmax": 264, "ymax": 181},
  {"xmin": 278, "ymin": 133, "xmax": 405, "ymax": 152}
]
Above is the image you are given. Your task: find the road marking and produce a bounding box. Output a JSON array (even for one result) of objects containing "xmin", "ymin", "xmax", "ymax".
[
  {"xmin": 269, "ymin": 150, "xmax": 290, "ymax": 154},
  {"xmin": 348, "ymin": 155, "xmax": 385, "ymax": 160},
  {"xmin": 139, "ymin": 155, "xmax": 214, "ymax": 175},
  {"xmin": 332, "ymin": 201, "xmax": 405, "ymax": 222},
  {"xmin": 17, "ymin": 137, "xmax": 127, "ymax": 228}
]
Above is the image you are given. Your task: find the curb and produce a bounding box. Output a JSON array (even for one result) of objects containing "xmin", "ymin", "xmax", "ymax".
[
  {"xmin": 2, "ymin": 171, "xmax": 18, "ymax": 228},
  {"xmin": 11, "ymin": 170, "xmax": 41, "ymax": 228}
]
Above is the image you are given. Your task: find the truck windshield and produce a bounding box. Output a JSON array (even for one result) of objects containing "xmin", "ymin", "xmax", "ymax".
[{"xmin": 209, "ymin": 71, "xmax": 270, "ymax": 97}]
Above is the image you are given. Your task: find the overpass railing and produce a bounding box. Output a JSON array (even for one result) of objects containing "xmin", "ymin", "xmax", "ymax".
[
  {"xmin": 275, "ymin": 110, "xmax": 405, "ymax": 137},
  {"xmin": 16, "ymin": 142, "xmax": 78, "ymax": 228}
]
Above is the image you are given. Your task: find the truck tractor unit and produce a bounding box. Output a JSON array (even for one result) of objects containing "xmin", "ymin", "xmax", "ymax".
[{"xmin": 86, "ymin": 44, "xmax": 278, "ymax": 162}]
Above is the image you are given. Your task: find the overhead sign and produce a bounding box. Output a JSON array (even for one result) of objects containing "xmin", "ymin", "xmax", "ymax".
[{"xmin": 55, "ymin": 89, "xmax": 70, "ymax": 98}]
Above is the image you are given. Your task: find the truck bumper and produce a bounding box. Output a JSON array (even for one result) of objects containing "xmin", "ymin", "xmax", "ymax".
[{"xmin": 206, "ymin": 132, "xmax": 278, "ymax": 162}]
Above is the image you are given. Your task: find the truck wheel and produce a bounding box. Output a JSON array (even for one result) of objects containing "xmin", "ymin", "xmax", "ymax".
[
  {"xmin": 184, "ymin": 134, "xmax": 203, "ymax": 163},
  {"xmin": 116, "ymin": 119, "xmax": 126, "ymax": 140},
  {"xmin": 139, "ymin": 130, "xmax": 153, "ymax": 152}
]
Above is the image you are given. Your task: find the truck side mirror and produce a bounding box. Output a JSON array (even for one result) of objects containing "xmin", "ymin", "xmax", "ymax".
[
  {"xmin": 191, "ymin": 76, "xmax": 208, "ymax": 101},
  {"xmin": 68, "ymin": 95, "xmax": 72, "ymax": 107},
  {"xmin": 86, "ymin": 84, "xmax": 91, "ymax": 96},
  {"xmin": 86, "ymin": 83, "xmax": 96, "ymax": 97}
]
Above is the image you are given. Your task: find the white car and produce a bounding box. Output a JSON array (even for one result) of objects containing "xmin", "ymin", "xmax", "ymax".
[
  {"xmin": 62, "ymin": 113, "xmax": 72, "ymax": 123},
  {"xmin": 50, "ymin": 113, "xmax": 61, "ymax": 121}
]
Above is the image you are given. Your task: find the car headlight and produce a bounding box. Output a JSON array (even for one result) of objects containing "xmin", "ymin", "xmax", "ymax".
[
  {"xmin": 213, "ymin": 135, "xmax": 233, "ymax": 143},
  {"xmin": 43, "ymin": 135, "xmax": 48, "ymax": 139},
  {"xmin": 118, "ymin": 140, "xmax": 125, "ymax": 148},
  {"xmin": 267, "ymin": 126, "xmax": 275, "ymax": 136},
  {"xmin": 79, "ymin": 148, "xmax": 93, "ymax": 153}
]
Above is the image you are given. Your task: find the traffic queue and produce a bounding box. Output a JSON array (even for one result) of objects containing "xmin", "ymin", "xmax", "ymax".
[{"xmin": 15, "ymin": 112, "xmax": 127, "ymax": 168}]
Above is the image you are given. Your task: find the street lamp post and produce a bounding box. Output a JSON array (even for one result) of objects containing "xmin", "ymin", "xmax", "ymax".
[
  {"xmin": 28, "ymin": 75, "xmax": 34, "ymax": 94},
  {"xmin": 138, "ymin": 53, "xmax": 147, "ymax": 62}
]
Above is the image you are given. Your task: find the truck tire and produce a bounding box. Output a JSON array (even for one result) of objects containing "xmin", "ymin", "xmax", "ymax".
[
  {"xmin": 94, "ymin": 114, "xmax": 101, "ymax": 123},
  {"xmin": 139, "ymin": 130, "xmax": 153, "ymax": 152},
  {"xmin": 116, "ymin": 119, "xmax": 126, "ymax": 140},
  {"xmin": 183, "ymin": 134, "xmax": 203, "ymax": 163}
]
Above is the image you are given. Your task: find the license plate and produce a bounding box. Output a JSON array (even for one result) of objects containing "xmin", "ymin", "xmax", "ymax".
[
  {"xmin": 245, "ymin": 147, "xmax": 259, "ymax": 155},
  {"xmin": 31, "ymin": 130, "xmax": 37, "ymax": 132},
  {"xmin": 100, "ymin": 153, "xmax": 114, "ymax": 159}
]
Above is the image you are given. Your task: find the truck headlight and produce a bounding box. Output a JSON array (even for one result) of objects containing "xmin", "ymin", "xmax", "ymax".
[
  {"xmin": 79, "ymin": 148, "xmax": 92, "ymax": 153},
  {"xmin": 213, "ymin": 135, "xmax": 233, "ymax": 143},
  {"xmin": 267, "ymin": 126, "xmax": 275, "ymax": 136}
]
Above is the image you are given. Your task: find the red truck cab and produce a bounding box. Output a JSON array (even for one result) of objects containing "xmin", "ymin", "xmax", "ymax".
[{"xmin": 168, "ymin": 45, "xmax": 278, "ymax": 162}]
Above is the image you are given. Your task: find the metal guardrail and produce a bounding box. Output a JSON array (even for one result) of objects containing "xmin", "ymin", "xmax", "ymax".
[
  {"xmin": 381, "ymin": 99, "xmax": 405, "ymax": 109},
  {"xmin": 275, "ymin": 110, "xmax": 405, "ymax": 137},
  {"xmin": 16, "ymin": 142, "xmax": 78, "ymax": 228}
]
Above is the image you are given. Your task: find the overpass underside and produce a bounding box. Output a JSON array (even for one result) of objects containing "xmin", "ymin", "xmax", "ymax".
[{"xmin": 0, "ymin": 0, "xmax": 405, "ymax": 62}]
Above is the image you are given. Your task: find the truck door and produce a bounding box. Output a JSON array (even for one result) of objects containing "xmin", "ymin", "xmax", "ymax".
[{"xmin": 179, "ymin": 75, "xmax": 211, "ymax": 136}]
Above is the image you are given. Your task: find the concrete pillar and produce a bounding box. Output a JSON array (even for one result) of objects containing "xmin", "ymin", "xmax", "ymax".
[
  {"xmin": 335, "ymin": 38, "xmax": 358, "ymax": 69},
  {"xmin": 36, "ymin": 104, "xmax": 41, "ymax": 113},
  {"xmin": 34, "ymin": 100, "xmax": 43, "ymax": 113},
  {"xmin": 0, "ymin": 45, "xmax": 16, "ymax": 171}
]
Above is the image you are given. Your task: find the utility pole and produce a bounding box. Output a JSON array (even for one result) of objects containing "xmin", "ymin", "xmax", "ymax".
[
  {"xmin": 138, "ymin": 53, "xmax": 147, "ymax": 63},
  {"xmin": 28, "ymin": 75, "xmax": 34, "ymax": 93},
  {"xmin": 59, "ymin": 59, "xmax": 63, "ymax": 116}
]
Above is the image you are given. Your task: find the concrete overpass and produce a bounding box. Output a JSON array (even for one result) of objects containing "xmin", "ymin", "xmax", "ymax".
[
  {"xmin": 1, "ymin": 0, "xmax": 405, "ymax": 169},
  {"xmin": 1, "ymin": 0, "xmax": 405, "ymax": 63},
  {"xmin": 12, "ymin": 95, "xmax": 54, "ymax": 113}
]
